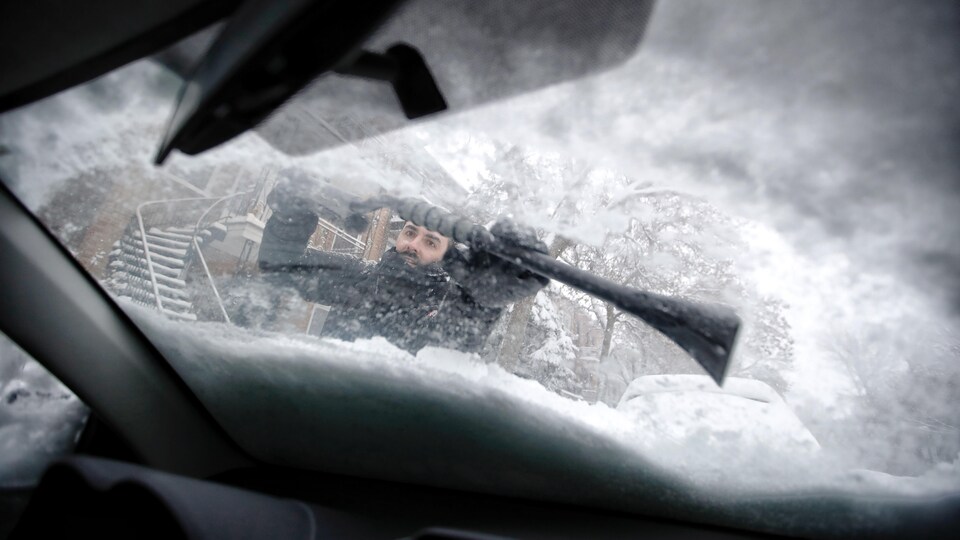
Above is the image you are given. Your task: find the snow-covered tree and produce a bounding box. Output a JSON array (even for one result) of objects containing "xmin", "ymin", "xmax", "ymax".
[
  {"xmin": 559, "ymin": 191, "xmax": 797, "ymax": 399},
  {"xmin": 817, "ymin": 322, "xmax": 960, "ymax": 474},
  {"xmin": 516, "ymin": 291, "xmax": 580, "ymax": 394},
  {"xmin": 454, "ymin": 137, "xmax": 797, "ymax": 401}
]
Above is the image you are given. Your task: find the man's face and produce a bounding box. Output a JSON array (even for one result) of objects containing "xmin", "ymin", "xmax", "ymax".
[{"xmin": 395, "ymin": 222, "xmax": 450, "ymax": 267}]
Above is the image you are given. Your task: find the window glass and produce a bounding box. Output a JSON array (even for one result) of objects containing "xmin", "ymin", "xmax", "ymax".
[
  {"xmin": 0, "ymin": 1, "xmax": 959, "ymax": 527},
  {"xmin": 0, "ymin": 332, "xmax": 88, "ymax": 487}
]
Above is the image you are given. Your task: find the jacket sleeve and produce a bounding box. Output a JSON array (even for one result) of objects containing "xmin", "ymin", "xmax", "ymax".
[
  {"xmin": 258, "ymin": 211, "xmax": 366, "ymax": 306},
  {"xmin": 439, "ymin": 288, "xmax": 504, "ymax": 353}
]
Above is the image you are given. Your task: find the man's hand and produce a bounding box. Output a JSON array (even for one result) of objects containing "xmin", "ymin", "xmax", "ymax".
[
  {"xmin": 267, "ymin": 168, "xmax": 361, "ymax": 228},
  {"xmin": 443, "ymin": 220, "xmax": 549, "ymax": 308},
  {"xmin": 266, "ymin": 173, "xmax": 322, "ymax": 221},
  {"xmin": 259, "ymin": 211, "xmax": 319, "ymax": 269},
  {"xmin": 262, "ymin": 169, "xmax": 372, "ymax": 269}
]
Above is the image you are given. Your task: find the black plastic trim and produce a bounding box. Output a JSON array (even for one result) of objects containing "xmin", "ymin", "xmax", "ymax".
[{"xmin": 0, "ymin": 0, "xmax": 242, "ymax": 114}]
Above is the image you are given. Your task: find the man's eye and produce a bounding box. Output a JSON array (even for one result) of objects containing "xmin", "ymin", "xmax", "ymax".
[
  {"xmin": 404, "ymin": 230, "xmax": 415, "ymax": 237},
  {"xmin": 426, "ymin": 240, "xmax": 436, "ymax": 249}
]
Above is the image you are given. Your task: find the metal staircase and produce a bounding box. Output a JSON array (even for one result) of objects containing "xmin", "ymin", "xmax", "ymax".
[
  {"xmin": 103, "ymin": 190, "xmax": 266, "ymax": 324},
  {"xmin": 105, "ymin": 225, "xmax": 199, "ymax": 321},
  {"xmin": 102, "ymin": 170, "xmax": 372, "ymax": 326}
]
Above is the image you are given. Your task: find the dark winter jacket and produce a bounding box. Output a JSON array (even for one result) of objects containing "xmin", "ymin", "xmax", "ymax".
[{"xmin": 258, "ymin": 212, "xmax": 503, "ymax": 354}]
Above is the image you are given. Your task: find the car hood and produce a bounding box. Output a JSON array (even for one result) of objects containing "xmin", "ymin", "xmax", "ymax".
[{"xmin": 128, "ymin": 306, "xmax": 960, "ymax": 539}]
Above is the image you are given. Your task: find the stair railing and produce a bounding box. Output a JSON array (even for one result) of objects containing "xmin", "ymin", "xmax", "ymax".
[
  {"xmin": 135, "ymin": 197, "xmax": 216, "ymax": 313},
  {"xmin": 190, "ymin": 192, "xmax": 254, "ymax": 324},
  {"xmin": 134, "ymin": 185, "xmax": 370, "ymax": 323},
  {"xmin": 315, "ymin": 217, "xmax": 366, "ymax": 256}
]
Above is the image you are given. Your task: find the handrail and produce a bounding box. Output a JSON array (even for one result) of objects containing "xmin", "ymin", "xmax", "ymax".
[
  {"xmin": 134, "ymin": 187, "xmax": 368, "ymax": 322},
  {"xmin": 135, "ymin": 197, "xmax": 219, "ymax": 314},
  {"xmin": 316, "ymin": 216, "xmax": 365, "ymax": 249},
  {"xmin": 191, "ymin": 192, "xmax": 252, "ymax": 324},
  {"xmin": 134, "ymin": 203, "xmax": 164, "ymax": 311}
]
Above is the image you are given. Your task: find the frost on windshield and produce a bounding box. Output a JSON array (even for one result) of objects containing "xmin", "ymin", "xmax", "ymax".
[{"xmin": 0, "ymin": 0, "xmax": 958, "ymax": 503}]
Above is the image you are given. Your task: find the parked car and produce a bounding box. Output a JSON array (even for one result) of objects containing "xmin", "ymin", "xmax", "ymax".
[{"xmin": 618, "ymin": 375, "xmax": 820, "ymax": 455}]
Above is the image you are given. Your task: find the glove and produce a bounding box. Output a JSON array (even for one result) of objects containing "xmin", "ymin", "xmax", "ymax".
[
  {"xmin": 267, "ymin": 172, "xmax": 321, "ymax": 220},
  {"xmin": 267, "ymin": 168, "xmax": 364, "ymax": 231},
  {"xmin": 258, "ymin": 211, "xmax": 319, "ymax": 270},
  {"xmin": 443, "ymin": 219, "xmax": 550, "ymax": 308}
]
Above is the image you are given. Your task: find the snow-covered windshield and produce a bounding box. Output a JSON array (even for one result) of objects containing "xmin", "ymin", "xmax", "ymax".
[{"xmin": 1, "ymin": 0, "xmax": 958, "ymax": 530}]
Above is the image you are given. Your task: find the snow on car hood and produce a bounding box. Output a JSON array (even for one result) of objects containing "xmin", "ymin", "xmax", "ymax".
[
  {"xmin": 617, "ymin": 374, "xmax": 821, "ymax": 455},
  {"xmin": 130, "ymin": 306, "xmax": 960, "ymax": 538}
]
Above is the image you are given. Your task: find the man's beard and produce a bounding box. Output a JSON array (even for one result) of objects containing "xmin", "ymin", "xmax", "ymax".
[
  {"xmin": 380, "ymin": 248, "xmax": 447, "ymax": 283},
  {"xmin": 399, "ymin": 251, "xmax": 419, "ymax": 267}
]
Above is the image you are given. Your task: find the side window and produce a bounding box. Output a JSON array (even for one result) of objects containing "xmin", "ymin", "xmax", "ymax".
[{"xmin": 0, "ymin": 332, "xmax": 88, "ymax": 487}]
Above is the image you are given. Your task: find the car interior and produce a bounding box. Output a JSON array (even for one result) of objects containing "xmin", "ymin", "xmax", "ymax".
[{"xmin": 1, "ymin": 1, "xmax": 959, "ymax": 538}]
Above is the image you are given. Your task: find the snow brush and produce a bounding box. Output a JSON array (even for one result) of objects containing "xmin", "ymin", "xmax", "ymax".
[{"xmin": 350, "ymin": 196, "xmax": 740, "ymax": 386}]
